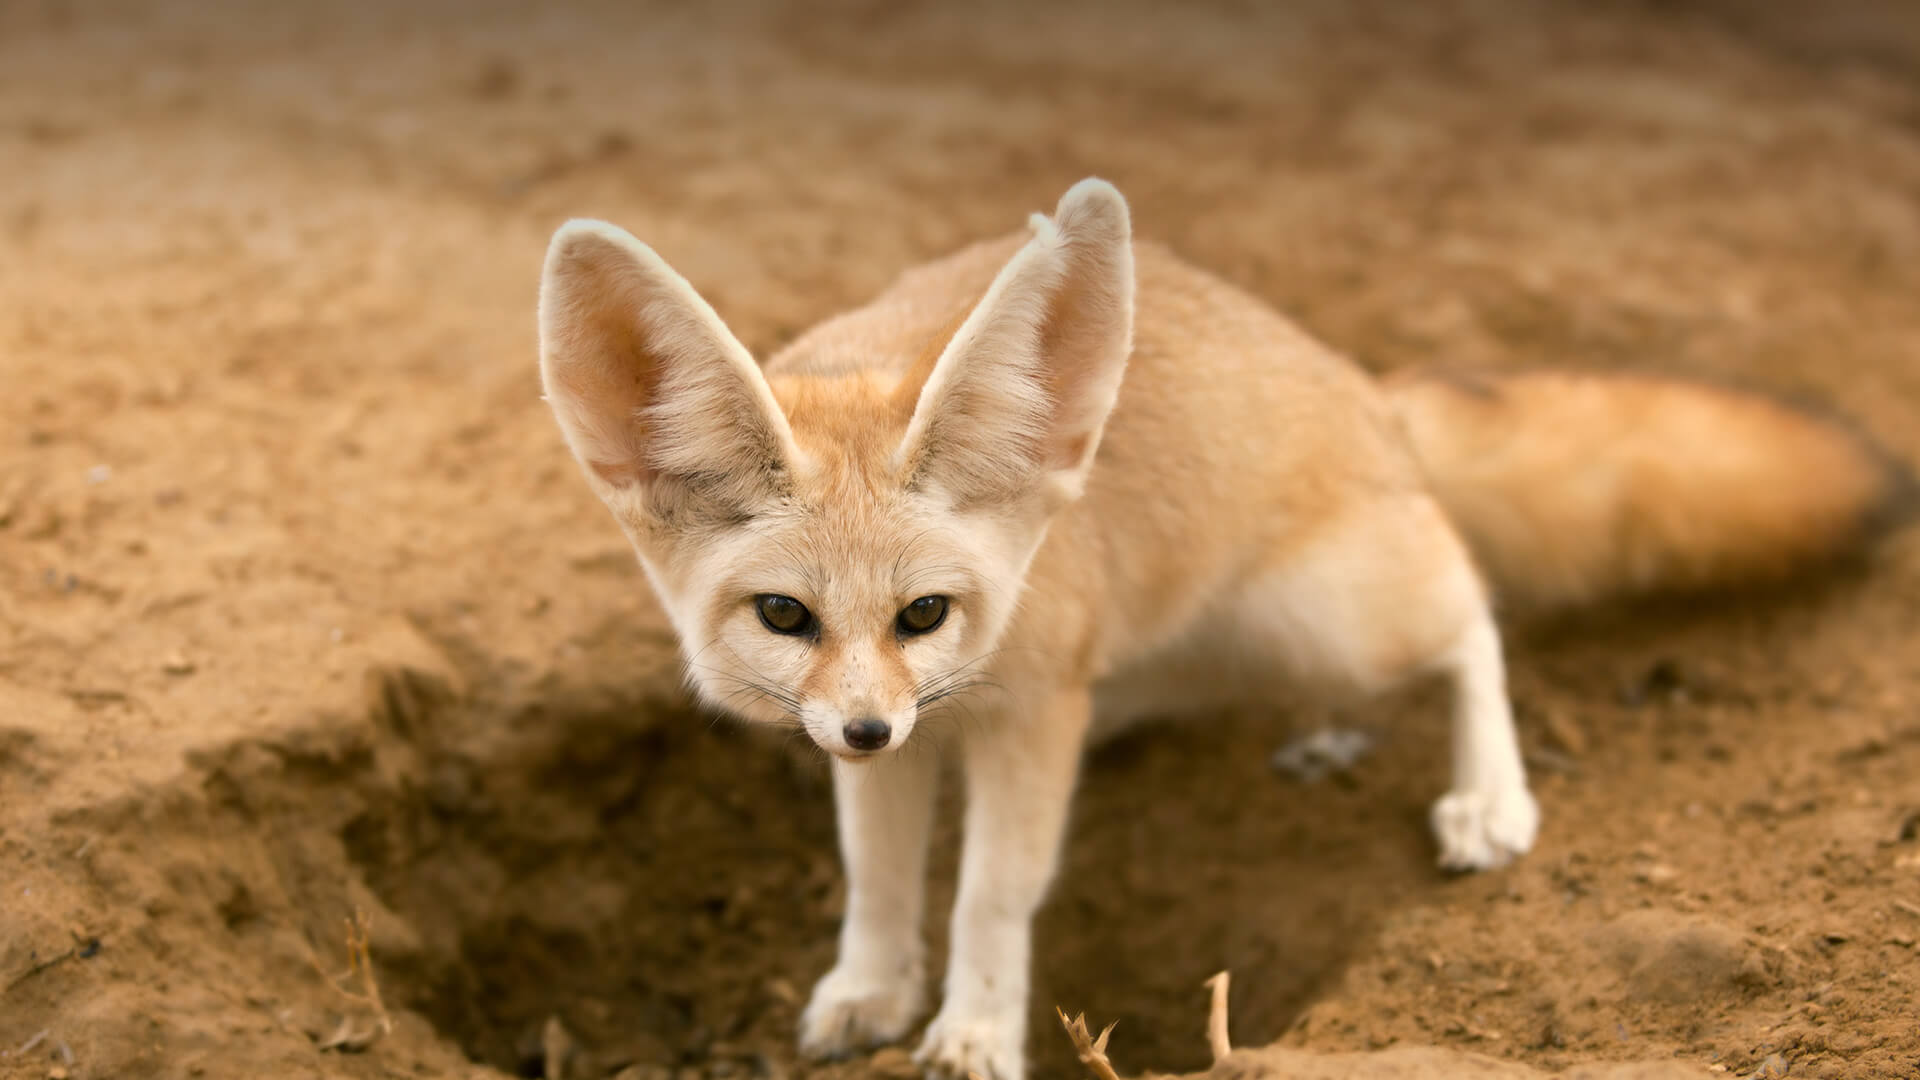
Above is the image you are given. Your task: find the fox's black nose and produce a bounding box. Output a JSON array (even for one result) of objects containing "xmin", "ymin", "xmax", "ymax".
[{"xmin": 843, "ymin": 716, "xmax": 892, "ymax": 752}]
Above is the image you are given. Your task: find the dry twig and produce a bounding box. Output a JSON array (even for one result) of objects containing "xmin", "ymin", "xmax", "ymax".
[
  {"xmin": 542, "ymin": 1015, "xmax": 574, "ymax": 1080},
  {"xmin": 3, "ymin": 931, "xmax": 101, "ymax": 993},
  {"xmin": 1205, "ymin": 970, "xmax": 1232, "ymax": 1063},
  {"xmin": 1057, "ymin": 1008, "xmax": 1122, "ymax": 1080},
  {"xmin": 306, "ymin": 907, "xmax": 393, "ymax": 1052}
]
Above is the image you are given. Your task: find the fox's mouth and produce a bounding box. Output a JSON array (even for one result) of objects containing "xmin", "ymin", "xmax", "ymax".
[{"xmin": 821, "ymin": 739, "xmax": 896, "ymax": 762}]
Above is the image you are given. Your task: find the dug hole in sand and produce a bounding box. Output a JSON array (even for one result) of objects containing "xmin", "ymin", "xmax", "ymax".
[{"xmin": 4, "ymin": 1, "xmax": 1920, "ymax": 1079}]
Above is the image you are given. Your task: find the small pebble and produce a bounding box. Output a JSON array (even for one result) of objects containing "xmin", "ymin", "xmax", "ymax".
[
  {"xmin": 1272, "ymin": 727, "xmax": 1373, "ymax": 782},
  {"xmin": 1635, "ymin": 863, "xmax": 1678, "ymax": 886},
  {"xmin": 868, "ymin": 1047, "xmax": 919, "ymax": 1078},
  {"xmin": 763, "ymin": 977, "xmax": 798, "ymax": 1007},
  {"xmin": 1542, "ymin": 707, "xmax": 1587, "ymax": 756}
]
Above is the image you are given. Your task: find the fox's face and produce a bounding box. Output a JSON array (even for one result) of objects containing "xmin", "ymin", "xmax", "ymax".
[
  {"xmin": 629, "ymin": 444, "xmax": 1032, "ymax": 757},
  {"xmin": 538, "ymin": 181, "xmax": 1133, "ymax": 759}
]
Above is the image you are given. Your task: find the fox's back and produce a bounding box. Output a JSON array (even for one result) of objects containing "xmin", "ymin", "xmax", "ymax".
[{"xmin": 766, "ymin": 235, "xmax": 1421, "ymax": 525}]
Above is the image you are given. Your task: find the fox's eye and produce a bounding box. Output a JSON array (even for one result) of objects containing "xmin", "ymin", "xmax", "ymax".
[
  {"xmin": 755, "ymin": 594, "xmax": 814, "ymax": 636},
  {"xmin": 896, "ymin": 595, "xmax": 949, "ymax": 636}
]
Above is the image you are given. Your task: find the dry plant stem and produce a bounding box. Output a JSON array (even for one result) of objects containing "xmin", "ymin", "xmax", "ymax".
[
  {"xmin": 542, "ymin": 1015, "xmax": 574, "ymax": 1080},
  {"xmin": 1057, "ymin": 1008, "xmax": 1124, "ymax": 1080},
  {"xmin": 1205, "ymin": 970, "xmax": 1232, "ymax": 1063},
  {"xmin": 307, "ymin": 907, "xmax": 394, "ymax": 1036}
]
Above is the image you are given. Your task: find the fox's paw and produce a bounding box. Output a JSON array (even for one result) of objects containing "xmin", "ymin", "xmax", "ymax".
[
  {"xmin": 914, "ymin": 1008, "xmax": 1023, "ymax": 1080},
  {"xmin": 1431, "ymin": 785, "xmax": 1538, "ymax": 872},
  {"xmin": 798, "ymin": 962, "xmax": 926, "ymax": 1060}
]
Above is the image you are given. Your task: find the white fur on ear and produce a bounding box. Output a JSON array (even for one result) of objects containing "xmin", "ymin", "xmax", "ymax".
[
  {"xmin": 538, "ymin": 220, "xmax": 801, "ymax": 514},
  {"xmin": 897, "ymin": 178, "xmax": 1136, "ymax": 508}
]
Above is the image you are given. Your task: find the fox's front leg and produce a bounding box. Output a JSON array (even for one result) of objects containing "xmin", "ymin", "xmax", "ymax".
[
  {"xmin": 800, "ymin": 749, "xmax": 939, "ymax": 1058},
  {"xmin": 916, "ymin": 688, "xmax": 1091, "ymax": 1080}
]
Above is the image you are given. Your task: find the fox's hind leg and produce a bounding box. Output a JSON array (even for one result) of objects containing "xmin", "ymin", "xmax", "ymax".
[
  {"xmin": 1428, "ymin": 612, "xmax": 1537, "ymax": 869},
  {"xmin": 1243, "ymin": 492, "xmax": 1537, "ymax": 870}
]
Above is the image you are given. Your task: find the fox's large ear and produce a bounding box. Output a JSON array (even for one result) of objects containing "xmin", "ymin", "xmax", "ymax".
[
  {"xmin": 539, "ymin": 221, "xmax": 800, "ymax": 520},
  {"xmin": 896, "ymin": 178, "xmax": 1134, "ymax": 509}
]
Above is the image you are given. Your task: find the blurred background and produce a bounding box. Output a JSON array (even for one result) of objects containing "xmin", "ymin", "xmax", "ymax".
[{"xmin": 3, "ymin": 2, "xmax": 1919, "ymax": 1079}]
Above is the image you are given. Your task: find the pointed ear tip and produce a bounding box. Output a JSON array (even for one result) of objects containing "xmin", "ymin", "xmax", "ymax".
[
  {"xmin": 546, "ymin": 218, "xmax": 651, "ymax": 265},
  {"xmin": 1052, "ymin": 179, "xmax": 1131, "ymax": 243},
  {"xmin": 1059, "ymin": 177, "xmax": 1128, "ymax": 214},
  {"xmin": 550, "ymin": 217, "xmax": 620, "ymax": 242}
]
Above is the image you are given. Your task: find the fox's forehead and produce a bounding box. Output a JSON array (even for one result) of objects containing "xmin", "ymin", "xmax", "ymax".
[
  {"xmin": 689, "ymin": 374, "xmax": 972, "ymax": 604},
  {"xmin": 770, "ymin": 372, "xmax": 918, "ymax": 495}
]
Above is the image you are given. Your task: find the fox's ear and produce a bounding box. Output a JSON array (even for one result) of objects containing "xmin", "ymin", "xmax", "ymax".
[
  {"xmin": 539, "ymin": 220, "xmax": 799, "ymax": 519},
  {"xmin": 896, "ymin": 178, "xmax": 1134, "ymax": 509}
]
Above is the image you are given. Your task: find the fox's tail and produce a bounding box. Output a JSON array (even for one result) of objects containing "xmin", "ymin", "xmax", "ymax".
[{"xmin": 1386, "ymin": 369, "xmax": 1916, "ymax": 613}]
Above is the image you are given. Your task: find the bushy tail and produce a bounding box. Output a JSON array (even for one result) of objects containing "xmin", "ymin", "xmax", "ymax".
[{"xmin": 1386, "ymin": 369, "xmax": 1915, "ymax": 613}]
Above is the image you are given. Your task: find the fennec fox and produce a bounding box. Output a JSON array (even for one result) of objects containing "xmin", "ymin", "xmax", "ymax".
[{"xmin": 537, "ymin": 180, "xmax": 1909, "ymax": 1079}]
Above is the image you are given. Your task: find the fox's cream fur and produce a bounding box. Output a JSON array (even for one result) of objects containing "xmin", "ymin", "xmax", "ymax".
[{"xmin": 537, "ymin": 180, "xmax": 1909, "ymax": 1080}]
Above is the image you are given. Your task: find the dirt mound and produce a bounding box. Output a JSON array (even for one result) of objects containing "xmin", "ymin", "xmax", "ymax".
[
  {"xmin": 6, "ymin": 1, "xmax": 1920, "ymax": 1079},
  {"xmin": 1199, "ymin": 1046, "xmax": 1703, "ymax": 1079}
]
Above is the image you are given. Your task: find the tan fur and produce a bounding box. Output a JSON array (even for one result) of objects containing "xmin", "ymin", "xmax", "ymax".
[
  {"xmin": 1387, "ymin": 369, "xmax": 1911, "ymax": 612},
  {"xmin": 536, "ymin": 180, "xmax": 1908, "ymax": 1080},
  {"xmin": 765, "ymin": 228, "xmax": 1438, "ymax": 698}
]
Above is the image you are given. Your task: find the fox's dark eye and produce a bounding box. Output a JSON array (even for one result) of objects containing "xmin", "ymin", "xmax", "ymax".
[
  {"xmin": 896, "ymin": 595, "xmax": 949, "ymax": 636},
  {"xmin": 755, "ymin": 595, "xmax": 814, "ymax": 636}
]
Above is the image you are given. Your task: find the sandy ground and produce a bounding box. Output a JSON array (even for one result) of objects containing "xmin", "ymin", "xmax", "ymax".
[{"xmin": 5, "ymin": 1, "xmax": 1920, "ymax": 1078}]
